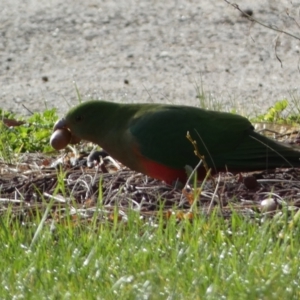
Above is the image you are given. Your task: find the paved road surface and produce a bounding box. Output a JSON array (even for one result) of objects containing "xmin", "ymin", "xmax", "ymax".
[{"xmin": 1, "ymin": 0, "xmax": 300, "ymax": 116}]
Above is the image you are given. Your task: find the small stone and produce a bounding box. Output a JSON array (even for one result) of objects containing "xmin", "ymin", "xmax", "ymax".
[
  {"xmin": 261, "ymin": 198, "xmax": 278, "ymax": 213},
  {"xmin": 243, "ymin": 175, "xmax": 259, "ymax": 189},
  {"xmin": 42, "ymin": 76, "xmax": 49, "ymax": 82},
  {"xmin": 241, "ymin": 9, "xmax": 253, "ymax": 17}
]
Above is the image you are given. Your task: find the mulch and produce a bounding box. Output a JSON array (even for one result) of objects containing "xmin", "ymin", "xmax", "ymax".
[{"xmin": 1, "ymin": 150, "xmax": 300, "ymax": 225}]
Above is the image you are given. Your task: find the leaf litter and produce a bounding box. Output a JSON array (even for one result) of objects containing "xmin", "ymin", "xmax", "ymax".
[{"xmin": 1, "ymin": 148, "xmax": 300, "ymax": 226}]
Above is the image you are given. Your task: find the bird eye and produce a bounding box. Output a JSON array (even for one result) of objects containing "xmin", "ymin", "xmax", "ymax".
[{"xmin": 75, "ymin": 115, "xmax": 83, "ymax": 122}]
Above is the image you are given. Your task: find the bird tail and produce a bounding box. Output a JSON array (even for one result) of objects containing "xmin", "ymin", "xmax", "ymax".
[{"xmin": 221, "ymin": 131, "xmax": 300, "ymax": 171}]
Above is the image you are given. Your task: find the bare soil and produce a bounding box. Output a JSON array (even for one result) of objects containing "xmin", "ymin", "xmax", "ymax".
[{"xmin": 1, "ymin": 151, "xmax": 300, "ymax": 223}]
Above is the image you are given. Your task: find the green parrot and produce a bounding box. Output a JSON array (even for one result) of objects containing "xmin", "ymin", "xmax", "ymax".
[{"xmin": 52, "ymin": 100, "xmax": 300, "ymax": 184}]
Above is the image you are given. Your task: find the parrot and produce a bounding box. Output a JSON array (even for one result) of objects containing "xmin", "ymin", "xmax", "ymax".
[{"xmin": 52, "ymin": 100, "xmax": 300, "ymax": 185}]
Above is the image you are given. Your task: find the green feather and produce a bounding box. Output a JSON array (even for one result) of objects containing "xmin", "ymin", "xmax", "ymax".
[
  {"xmin": 129, "ymin": 104, "xmax": 300, "ymax": 171},
  {"xmin": 62, "ymin": 100, "xmax": 300, "ymax": 175},
  {"xmin": 129, "ymin": 105, "xmax": 253, "ymax": 171}
]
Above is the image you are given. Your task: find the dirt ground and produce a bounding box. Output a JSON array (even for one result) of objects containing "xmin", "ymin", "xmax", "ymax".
[{"xmin": 1, "ymin": 0, "xmax": 300, "ymax": 117}]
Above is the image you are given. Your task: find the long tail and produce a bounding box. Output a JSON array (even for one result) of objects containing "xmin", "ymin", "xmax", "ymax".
[{"xmin": 221, "ymin": 130, "xmax": 300, "ymax": 171}]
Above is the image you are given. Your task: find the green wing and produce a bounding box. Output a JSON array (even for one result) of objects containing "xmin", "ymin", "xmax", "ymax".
[{"xmin": 129, "ymin": 105, "xmax": 252, "ymax": 170}]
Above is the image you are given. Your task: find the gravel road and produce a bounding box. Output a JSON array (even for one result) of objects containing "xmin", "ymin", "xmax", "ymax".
[{"xmin": 1, "ymin": 0, "xmax": 300, "ymax": 116}]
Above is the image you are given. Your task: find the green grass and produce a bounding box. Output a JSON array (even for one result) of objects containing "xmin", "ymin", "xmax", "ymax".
[
  {"xmin": 1, "ymin": 97, "xmax": 300, "ymax": 299},
  {"xmin": 0, "ymin": 108, "xmax": 58, "ymax": 162},
  {"xmin": 0, "ymin": 208, "xmax": 300, "ymax": 299}
]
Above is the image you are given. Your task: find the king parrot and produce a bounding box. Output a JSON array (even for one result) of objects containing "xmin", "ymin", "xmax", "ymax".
[{"xmin": 52, "ymin": 100, "xmax": 300, "ymax": 184}]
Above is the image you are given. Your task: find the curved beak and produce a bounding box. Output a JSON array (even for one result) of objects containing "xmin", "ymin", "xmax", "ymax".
[
  {"xmin": 53, "ymin": 118, "xmax": 81, "ymax": 145},
  {"xmin": 53, "ymin": 118, "xmax": 67, "ymax": 131}
]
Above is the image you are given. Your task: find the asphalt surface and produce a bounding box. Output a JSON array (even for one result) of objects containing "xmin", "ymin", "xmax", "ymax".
[{"xmin": 1, "ymin": 0, "xmax": 300, "ymax": 116}]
